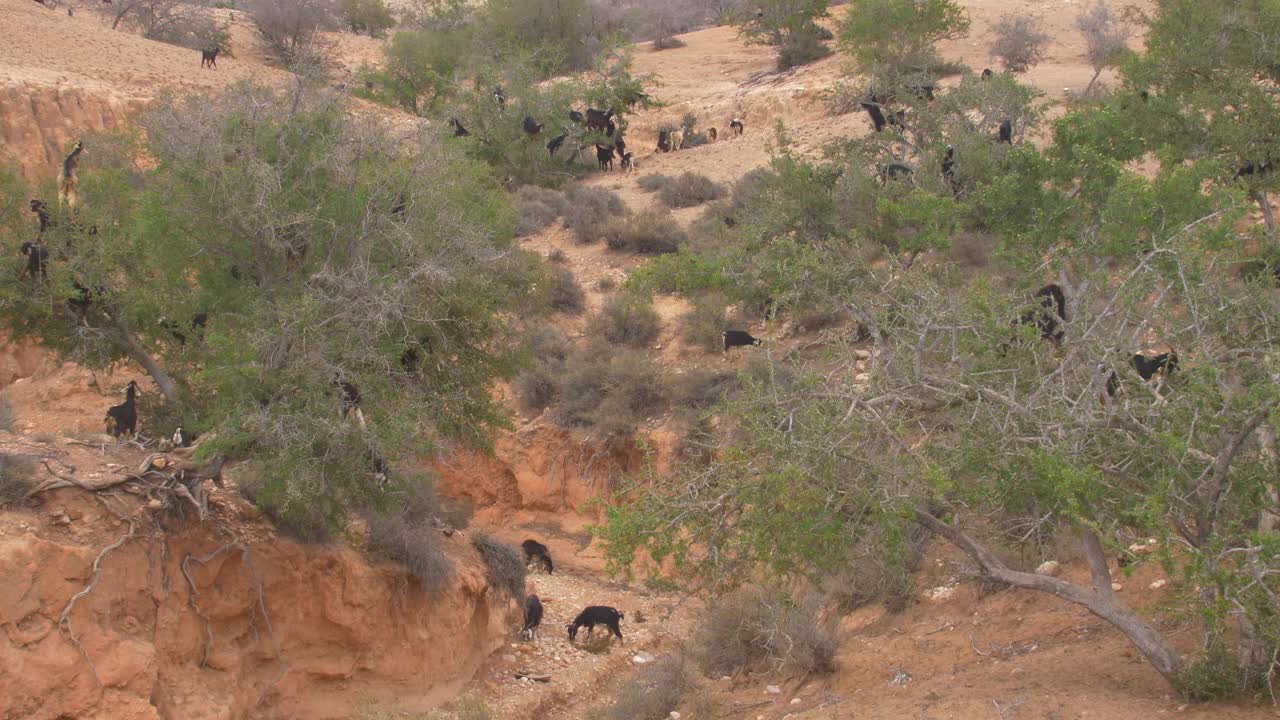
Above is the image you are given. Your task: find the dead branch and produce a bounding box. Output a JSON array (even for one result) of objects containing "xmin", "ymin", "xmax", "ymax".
[{"xmin": 58, "ymin": 520, "xmax": 137, "ymax": 684}]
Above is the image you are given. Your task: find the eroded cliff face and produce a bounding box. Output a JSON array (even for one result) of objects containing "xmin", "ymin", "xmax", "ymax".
[{"xmin": 0, "ymin": 488, "xmax": 519, "ymax": 720}]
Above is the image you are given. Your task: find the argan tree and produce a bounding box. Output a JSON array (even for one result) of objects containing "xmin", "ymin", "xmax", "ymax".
[{"xmin": 0, "ymin": 83, "xmax": 538, "ymax": 536}]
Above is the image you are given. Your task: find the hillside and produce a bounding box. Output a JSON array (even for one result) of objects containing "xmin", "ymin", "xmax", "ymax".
[{"xmin": 2, "ymin": 0, "xmax": 1279, "ymax": 719}]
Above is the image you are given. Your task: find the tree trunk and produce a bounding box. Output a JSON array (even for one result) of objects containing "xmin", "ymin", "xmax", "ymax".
[
  {"xmin": 914, "ymin": 509, "xmax": 1184, "ymax": 689},
  {"xmin": 1255, "ymin": 191, "xmax": 1276, "ymax": 244},
  {"xmin": 111, "ymin": 316, "xmax": 181, "ymax": 406},
  {"xmin": 1084, "ymin": 67, "xmax": 1104, "ymax": 97}
]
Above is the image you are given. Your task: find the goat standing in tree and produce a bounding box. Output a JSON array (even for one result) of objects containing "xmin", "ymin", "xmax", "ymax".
[{"xmin": 58, "ymin": 140, "xmax": 84, "ymax": 210}]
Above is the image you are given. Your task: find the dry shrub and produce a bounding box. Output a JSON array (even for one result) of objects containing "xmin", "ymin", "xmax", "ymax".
[
  {"xmin": 653, "ymin": 35, "xmax": 687, "ymax": 50},
  {"xmin": 548, "ymin": 248, "xmax": 567, "ymax": 263},
  {"xmin": 558, "ymin": 345, "xmax": 667, "ymax": 442},
  {"xmin": 240, "ymin": 469, "xmax": 333, "ymax": 542},
  {"xmin": 516, "ymin": 326, "xmax": 569, "ymax": 412},
  {"xmin": 602, "ymin": 655, "xmax": 690, "ymax": 720},
  {"xmin": 604, "ymin": 211, "xmax": 688, "ymax": 255},
  {"xmin": 0, "ymin": 454, "xmax": 36, "ymax": 507},
  {"xmin": 1077, "ymin": 1, "xmax": 1131, "ymax": 95},
  {"xmin": 948, "ymin": 230, "xmax": 998, "ymax": 267},
  {"xmin": 673, "ymin": 370, "xmax": 737, "ymax": 410},
  {"xmin": 990, "ymin": 15, "xmax": 1050, "ymax": 73},
  {"xmin": 471, "ymin": 532, "xmax": 527, "ymax": 601},
  {"xmin": 549, "ymin": 266, "xmax": 586, "ymax": 314},
  {"xmin": 0, "ymin": 395, "xmax": 14, "ymax": 432},
  {"xmin": 657, "ymin": 173, "xmax": 725, "ymax": 209},
  {"xmin": 448, "ymin": 696, "xmax": 495, "ymax": 720},
  {"xmin": 244, "ymin": 0, "xmax": 340, "ymax": 61},
  {"xmin": 681, "ymin": 292, "xmax": 733, "ymax": 352},
  {"xmin": 596, "ymin": 276, "xmax": 618, "ymax": 292},
  {"xmin": 695, "ymin": 587, "xmax": 837, "ymax": 676},
  {"xmin": 593, "ymin": 295, "xmax": 662, "ymax": 347},
  {"xmin": 637, "ymin": 174, "xmax": 671, "ymax": 193},
  {"xmin": 367, "ymin": 512, "xmax": 454, "ymax": 590},
  {"xmin": 516, "ymin": 186, "xmax": 568, "ymax": 236},
  {"xmin": 567, "ymin": 186, "xmax": 626, "ymax": 244},
  {"xmin": 825, "ymin": 522, "xmax": 930, "ymax": 613},
  {"xmin": 777, "ymin": 25, "xmax": 832, "ymax": 71}
]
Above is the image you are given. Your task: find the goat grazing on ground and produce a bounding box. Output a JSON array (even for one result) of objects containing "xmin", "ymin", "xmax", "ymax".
[
  {"xmin": 567, "ymin": 606, "xmax": 624, "ymax": 643},
  {"xmin": 522, "ymin": 595, "xmax": 543, "ymax": 640},
  {"xmin": 493, "ymin": 86, "xmax": 505, "ymax": 107},
  {"xmin": 997, "ymin": 118, "xmax": 1013, "ymax": 144},
  {"xmin": 657, "ymin": 128, "xmax": 670, "ymax": 153},
  {"xmin": 201, "ymin": 47, "xmax": 220, "ymax": 68},
  {"xmin": 620, "ymin": 152, "xmax": 634, "ymax": 173},
  {"xmin": 595, "ymin": 144, "xmax": 615, "ymax": 171},
  {"xmin": 447, "ymin": 117, "xmax": 469, "ymax": 137},
  {"xmin": 547, "ymin": 133, "xmax": 567, "ymax": 156},
  {"xmin": 20, "ymin": 242, "xmax": 49, "ymax": 281},
  {"xmin": 729, "ymin": 118, "xmax": 744, "ymax": 136},
  {"xmin": 614, "ymin": 137, "xmax": 626, "ymax": 159},
  {"xmin": 334, "ymin": 376, "xmax": 366, "ymax": 428},
  {"xmin": 104, "ymin": 380, "xmax": 139, "ymax": 438},
  {"xmin": 58, "ymin": 140, "xmax": 84, "ymax": 210},
  {"xmin": 706, "ymin": 127, "xmax": 717, "ymax": 143},
  {"xmin": 667, "ymin": 130, "xmax": 683, "ymax": 152},
  {"xmin": 522, "ymin": 539, "xmax": 554, "ymax": 573},
  {"xmin": 981, "ymin": 68, "xmax": 993, "ymax": 80},
  {"xmin": 522, "ymin": 116, "xmax": 543, "ymax": 136},
  {"xmin": 722, "ymin": 329, "xmax": 762, "ymax": 353}
]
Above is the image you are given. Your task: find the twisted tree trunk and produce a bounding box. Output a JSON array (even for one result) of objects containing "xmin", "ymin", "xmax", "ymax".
[{"xmin": 914, "ymin": 509, "xmax": 1184, "ymax": 689}]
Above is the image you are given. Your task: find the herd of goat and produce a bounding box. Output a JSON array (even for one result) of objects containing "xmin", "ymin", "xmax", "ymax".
[{"xmin": 518, "ymin": 539, "xmax": 626, "ymax": 644}]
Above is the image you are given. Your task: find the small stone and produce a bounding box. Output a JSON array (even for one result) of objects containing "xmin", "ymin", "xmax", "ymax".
[
  {"xmin": 790, "ymin": 698, "xmax": 802, "ymax": 705},
  {"xmin": 1111, "ymin": 583, "xmax": 1123, "ymax": 592},
  {"xmin": 1035, "ymin": 560, "xmax": 1061, "ymax": 577},
  {"xmin": 669, "ymin": 712, "xmax": 682, "ymax": 720},
  {"xmin": 1149, "ymin": 579, "xmax": 1168, "ymax": 590},
  {"xmin": 854, "ymin": 349, "xmax": 871, "ymax": 360},
  {"xmin": 633, "ymin": 651, "xmax": 656, "ymax": 665},
  {"xmin": 501, "ymin": 654, "xmax": 516, "ymax": 663},
  {"xmin": 855, "ymin": 373, "xmax": 871, "ymax": 383},
  {"xmin": 766, "ymin": 685, "xmax": 781, "ymax": 695}
]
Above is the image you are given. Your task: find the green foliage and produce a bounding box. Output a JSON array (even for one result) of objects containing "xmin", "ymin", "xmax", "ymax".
[
  {"xmin": 776, "ymin": 24, "xmax": 833, "ymax": 70},
  {"xmin": 356, "ymin": 29, "xmax": 467, "ymax": 114},
  {"xmin": 680, "ymin": 292, "xmax": 734, "ymax": 353},
  {"xmin": 339, "ymin": 0, "xmax": 396, "ymax": 36},
  {"xmin": 655, "ymin": 172, "xmax": 726, "ymax": 209},
  {"xmin": 735, "ymin": 0, "xmax": 831, "ymax": 71},
  {"xmin": 838, "ymin": 0, "xmax": 970, "ymax": 77},
  {"xmin": 0, "ymin": 84, "xmax": 538, "ymax": 539},
  {"xmin": 471, "ymin": 532, "xmax": 527, "ymax": 600}
]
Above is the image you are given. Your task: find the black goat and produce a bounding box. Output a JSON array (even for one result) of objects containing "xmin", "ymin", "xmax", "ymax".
[
  {"xmin": 201, "ymin": 47, "xmax": 220, "ymax": 68},
  {"xmin": 493, "ymin": 86, "xmax": 506, "ymax": 107},
  {"xmin": 522, "ymin": 539, "xmax": 554, "ymax": 573},
  {"xmin": 567, "ymin": 606, "xmax": 624, "ymax": 642},
  {"xmin": 1018, "ymin": 283, "xmax": 1067, "ymax": 345},
  {"xmin": 20, "ymin": 242, "xmax": 49, "ymax": 281},
  {"xmin": 657, "ymin": 128, "xmax": 670, "ymax": 153},
  {"xmin": 30, "ymin": 199, "xmax": 51, "ymax": 236},
  {"xmin": 585, "ymin": 107, "xmax": 615, "ymax": 132},
  {"xmin": 723, "ymin": 329, "xmax": 762, "ymax": 353},
  {"xmin": 447, "ymin": 117, "xmax": 469, "ymax": 137},
  {"xmin": 1131, "ymin": 351, "xmax": 1179, "ymax": 381},
  {"xmin": 729, "ymin": 118, "xmax": 744, "ymax": 136},
  {"xmin": 104, "ymin": 380, "xmax": 139, "ymax": 438},
  {"xmin": 880, "ymin": 163, "xmax": 914, "ymax": 186},
  {"xmin": 547, "ymin": 133, "xmax": 567, "ymax": 156},
  {"xmin": 997, "ymin": 118, "xmax": 1013, "ymax": 144},
  {"xmin": 981, "ymin": 68, "xmax": 993, "ymax": 80},
  {"xmin": 160, "ymin": 313, "xmax": 207, "ymax": 348},
  {"xmin": 606, "ymin": 119, "xmax": 617, "ymax": 137},
  {"xmin": 522, "ymin": 116, "xmax": 543, "ymax": 136},
  {"xmin": 620, "ymin": 152, "xmax": 634, "ymax": 173},
  {"xmin": 861, "ymin": 102, "xmax": 888, "ymax": 133},
  {"xmin": 614, "ymin": 137, "xmax": 626, "ymax": 158},
  {"xmin": 569, "ymin": 110, "xmax": 585, "ymax": 124},
  {"xmin": 68, "ymin": 281, "xmax": 102, "ymax": 323},
  {"xmin": 334, "ymin": 377, "xmax": 366, "ymax": 428},
  {"xmin": 941, "ymin": 145, "xmax": 960, "ymax": 196},
  {"xmin": 522, "ymin": 595, "xmax": 544, "ymax": 640},
  {"xmin": 1233, "ymin": 157, "xmax": 1276, "ymax": 182},
  {"xmin": 595, "ymin": 144, "xmax": 615, "ymax": 171},
  {"xmin": 910, "ymin": 84, "xmax": 936, "ymax": 101}
]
